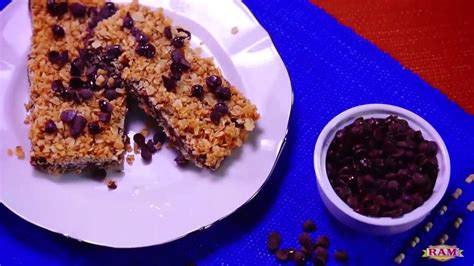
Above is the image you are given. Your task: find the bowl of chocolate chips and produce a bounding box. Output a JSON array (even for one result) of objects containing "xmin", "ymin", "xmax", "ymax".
[{"xmin": 314, "ymin": 104, "xmax": 450, "ymax": 235}]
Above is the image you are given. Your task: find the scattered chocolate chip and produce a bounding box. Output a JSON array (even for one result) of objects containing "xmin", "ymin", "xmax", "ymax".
[
  {"xmin": 98, "ymin": 2, "xmax": 116, "ymax": 19},
  {"xmin": 292, "ymin": 251, "xmax": 306, "ymax": 265},
  {"xmin": 48, "ymin": 50, "xmax": 69, "ymax": 66},
  {"xmin": 134, "ymin": 31, "xmax": 149, "ymax": 44},
  {"xmin": 107, "ymin": 180, "xmax": 117, "ymax": 190},
  {"xmin": 146, "ymin": 140, "xmax": 157, "ymax": 154},
  {"xmin": 133, "ymin": 133, "xmax": 145, "ymax": 146},
  {"xmin": 70, "ymin": 115, "xmax": 87, "ymax": 138},
  {"xmin": 99, "ymin": 99, "xmax": 113, "ymax": 113},
  {"xmin": 98, "ymin": 112, "xmax": 111, "ymax": 122},
  {"xmin": 267, "ymin": 232, "xmax": 281, "ymax": 252},
  {"xmin": 60, "ymin": 110, "xmax": 77, "ymax": 124},
  {"xmin": 141, "ymin": 149, "xmax": 152, "ymax": 161},
  {"xmin": 69, "ymin": 77, "xmax": 84, "ymax": 89},
  {"xmin": 298, "ymin": 233, "xmax": 312, "ymax": 251},
  {"xmin": 171, "ymin": 36, "xmax": 185, "ymax": 48},
  {"xmin": 177, "ymin": 28, "xmax": 191, "ymax": 39},
  {"xmin": 170, "ymin": 49, "xmax": 191, "ymax": 71},
  {"xmin": 315, "ymin": 246, "xmax": 329, "ymax": 263},
  {"xmin": 88, "ymin": 122, "xmax": 101, "ymax": 135},
  {"xmin": 315, "ymin": 235, "xmax": 330, "ymax": 249},
  {"xmin": 214, "ymin": 86, "xmax": 231, "ymax": 101},
  {"xmin": 191, "ymin": 85, "xmax": 204, "ymax": 99},
  {"xmin": 163, "ymin": 26, "xmax": 172, "ymax": 39},
  {"xmin": 51, "ymin": 24, "xmax": 65, "ymax": 38},
  {"xmin": 162, "ymin": 75, "xmax": 177, "ymax": 91},
  {"xmin": 275, "ymin": 249, "xmax": 289, "ymax": 262},
  {"xmin": 206, "ymin": 75, "xmax": 222, "ymax": 90},
  {"xmin": 175, "ymin": 154, "xmax": 189, "ymax": 166},
  {"xmin": 70, "ymin": 2, "xmax": 87, "ymax": 17},
  {"xmin": 123, "ymin": 12, "xmax": 134, "ymax": 29},
  {"xmin": 104, "ymin": 89, "xmax": 118, "ymax": 100},
  {"xmin": 44, "ymin": 120, "xmax": 57, "ymax": 134},
  {"xmin": 334, "ymin": 250, "xmax": 349, "ymax": 262},
  {"xmin": 303, "ymin": 220, "xmax": 317, "ymax": 232}
]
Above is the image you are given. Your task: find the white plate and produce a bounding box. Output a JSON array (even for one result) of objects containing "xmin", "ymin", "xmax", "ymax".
[{"xmin": 0, "ymin": 0, "xmax": 292, "ymax": 247}]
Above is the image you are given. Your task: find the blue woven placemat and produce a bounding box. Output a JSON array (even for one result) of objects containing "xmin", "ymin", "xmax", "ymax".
[{"xmin": 1, "ymin": 0, "xmax": 473, "ymax": 265}]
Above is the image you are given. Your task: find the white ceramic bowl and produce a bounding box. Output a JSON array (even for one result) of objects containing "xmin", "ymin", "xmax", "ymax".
[{"xmin": 314, "ymin": 104, "xmax": 450, "ymax": 235}]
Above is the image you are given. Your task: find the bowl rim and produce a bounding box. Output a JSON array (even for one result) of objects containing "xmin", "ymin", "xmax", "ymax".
[{"xmin": 314, "ymin": 103, "xmax": 450, "ymax": 227}]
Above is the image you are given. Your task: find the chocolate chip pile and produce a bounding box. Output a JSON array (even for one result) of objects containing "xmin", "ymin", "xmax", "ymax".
[
  {"xmin": 267, "ymin": 220, "xmax": 348, "ymax": 265},
  {"xmin": 133, "ymin": 127, "xmax": 167, "ymax": 162},
  {"xmin": 326, "ymin": 116, "xmax": 439, "ymax": 217}
]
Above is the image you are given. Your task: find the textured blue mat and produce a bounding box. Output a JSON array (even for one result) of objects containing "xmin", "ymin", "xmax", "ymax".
[{"xmin": 1, "ymin": 0, "xmax": 473, "ymax": 265}]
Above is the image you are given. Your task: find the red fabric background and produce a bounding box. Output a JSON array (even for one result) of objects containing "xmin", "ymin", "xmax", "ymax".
[{"xmin": 311, "ymin": 0, "xmax": 474, "ymax": 114}]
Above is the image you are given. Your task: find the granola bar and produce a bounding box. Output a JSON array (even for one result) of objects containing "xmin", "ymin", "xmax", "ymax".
[
  {"xmin": 88, "ymin": 3, "xmax": 259, "ymax": 170},
  {"xmin": 27, "ymin": 0, "xmax": 127, "ymax": 173}
]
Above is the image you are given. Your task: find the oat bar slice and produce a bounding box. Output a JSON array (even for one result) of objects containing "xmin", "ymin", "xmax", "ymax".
[
  {"xmin": 28, "ymin": 0, "xmax": 128, "ymax": 173},
  {"xmin": 88, "ymin": 3, "xmax": 259, "ymax": 170}
]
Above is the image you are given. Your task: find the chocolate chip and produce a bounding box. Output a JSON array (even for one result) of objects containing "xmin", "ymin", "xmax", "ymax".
[
  {"xmin": 334, "ymin": 250, "xmax": 349, "ymax": 262},
  {"xmin": 215, "ymin": 102, "xmax": 229, "ymax": 114},
  {"xmin": 177, "ymin": 28, "xmax": 191, "ymax": 39},
  {"xmin": 315, "ymin": 246, "xmax": 329, "ymax": 262},
  {"xmin": 48, "ymin": 50, "xmax": 69, "ymax": 66},
  {"xmin": 99, "ymin": 99, "xmax": 113, "ymax": 113},
  {"xmin": 162, "ymin": 75, "xmax": 177, "ymax": 91},
  {"xmin": 134, "ymin": 31, "xmax": 149, "ymax": 44},
  {"xmin": 275, "ymin": 249, "xmax": 289, "ymax": 262},
  {"xmin": 175, "ymin": 154, "xmax": 189, "ymax": 166},
  {"xmin": 171, "ymin": 49, "xmax": 191, "ymax": 71},
  {"xmin": 152, "ymin": 131, "xmax": 166, "ymax": 145},
  {"xmin": 164, "ymin": 26, "xmax": 172, "ymax": 39},
  {"xmin": 106, "ymin": 45, "xmax": 122, "ymax": 59},
  {"xmin": 171, "ymin": 36, "xmax": 185, "ymax": 48},
  {"xmin": 298, "ymin": 233, "xmax": 312, "ymax": 250},
  {"xmin": 206, "ymin": 75, "xmax": 222, "ymax": 90},
  {"xmin": 210, "ymin": 109, "xmax": 222, "ymax": 125},
  {"xmin": 141, "ymin": 149, "xmax": 152, "ymax": 161},
  {"xmin": 107, "ymin": 180, "xmax": 117, "ymax": 190},
  {"xmin": 303, "ymin": 219, "xmax": 317, "ymax": 232},
  {"xmin": 315, "ymin": 235, "xmax": 329, "ymax": 249},
  {"xmin": 135, "ymin": 43, "xmax": 156, "ymax": 58},
  {"xmin": 104, "ymin": 89, "xmax": 118, "ymax": 101},
  {"xmin": 70, "ymin": 2, "xmax": 87, "ymax": 17},
  {"xmin": 146, "ymin": 140, "xmax": 157, "ymax": 154},
  {"xmin": 51, "ymin": 24, "xmax": 65, "ymax": 38},
  {"xmin": 214, "ymin": 86, "xmax": 231, "ymax": 101},
  {"xmin": 123, "ymin": 12, "xmax": 134, "ymax": 29},
  {"xmin": 44, "ymin": 120, "xmax": 57, "ymax": 133},
  {"xmin": 69, "ymin": 77, "xmax": 84, "ymax": 89},
  {"xmin": 88, "ymin": 122, "xmax": 101, "ymax": 135},
  {"xmin": 70, "ymin": 58, "xmax": 84, "ymax": 77},
  {"xmin": 70, "ymin": 115, "xmax": 87, "ymax": 138},
  {"xmin": 267, "ymin": 232, "xmax": 281, "ymax": 252},
  {"xmin": 51, "ymin": 80, "xmax": 64, "ymax": 92},
  {"xmin": 47, "ymin": 0, "xmax": 68, "ymax": 16},
  {"xmin": 79, "ymin": 88, "xmax": 93, "ymax": 100},
  {"xmin": 191, "ymin": 85, "xmax": 204, "ymax": 99},
  {"xmin": 292, "ymin": 251, "xmax": 306, "ymax": 265},
  {"xmin": 133, "ymin": 133, "xmax": 145, "ymax": 146},
  {"xmin": 60, "ymin": 110, "xmax": 77, "ymax": 124},
  {"xmin": 98, "ymin": 112, "xmax": 111, "ymax": 122}
]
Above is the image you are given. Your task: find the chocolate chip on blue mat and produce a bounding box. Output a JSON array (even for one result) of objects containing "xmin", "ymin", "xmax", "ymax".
[
  {"xmin": 275, "ymin": 249, "xmax": 289, "ymax": 261},
  {"xmin": 334, "ymin": 250, "xmax": 349, "ymax": 262},
  {"xmin": 267, "ymin": 232, "xmax": 281, "ymax": 252},
  {"xmin": 303, "ymin": 219, "xmax": 317, "ymax": 232},
  {"xmin": 298, "ymin": 233, "xmax": 312, "ymax": 250},
  {"xmin": 315, "ymin": 246, "xmax": 328, "ymax": 262},
  {"xmin": 293, "ymin": 251, "xmax": 306, "ymax": 265},
  {"xmin": 315, "ymin": 235, "xmax": 330, "ymax": 249}
]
